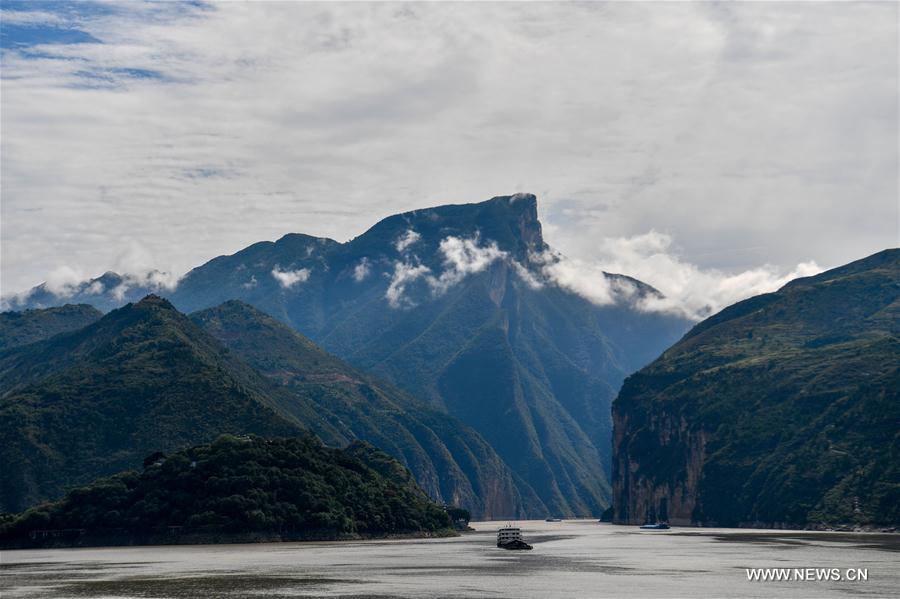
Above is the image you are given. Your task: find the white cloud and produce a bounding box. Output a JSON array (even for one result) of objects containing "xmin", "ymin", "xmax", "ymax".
[
  {"xmin": 41, "ymin": 266, "xmax": 87, "ymax": 298},
  {"xmin": 510, "ymin": 260, "xmax": 544, "ymax": 290},
  {"xmin": 137, "ymin": 270, "xmax": 181, "ymax": 291},
  {"xmin": 530, "ymin": 251, "xmax": 619, "ymax": 306},
  {"xmin": 353, "ymin": 257, "xmax": 371, "ymax": 282},
  {"xmin": 394, "ymin": 230, "xmax": 421, "ymax": 253},
  {"xmin": 428, "ymin": 236, "xmax": 507, "ymax": 295},
  {"xmin": 3, "ymin": 264, "xmax": 180, "ymax": 307},
  {"xmin": 0, "ymin": 2, "xmax": 895, "ymax": 302},
  {"xmin": 110, "ymin": 283, "xmax": 129, "ymax": 301},
  {"xmin": 271, "ymin": 266, "xmax": 310, "ymax": 289},
  {"xmin": 537, "ymin": 230, "xmax": 823, "ymax": 319},
  {"xmin": 385, "ymin": 261, "xmax": 430, "ymax": 308},
  {"xmin": 85, "ymin": 280, "xmax": 105, "ymax": 295},
  {"xmin": 0, "ymin": 9, "xmax": 68, "ymax": 26},
  {"xmin": 241, "ymin": 275, "xmax": 258, "ymax": 289}
]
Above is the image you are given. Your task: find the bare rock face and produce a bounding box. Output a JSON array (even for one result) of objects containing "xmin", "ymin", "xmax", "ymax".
[
  {"xmin": 506, "ymin": 192, "xmax": 545, "ymax": 252},
  {"xmin": 612, "ymin": 407, "xmax": 706, "ymax": 525}
]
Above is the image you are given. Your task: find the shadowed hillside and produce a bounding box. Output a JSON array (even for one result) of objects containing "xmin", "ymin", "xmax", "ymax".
[
  {"xmin": 613, "ymin": 249, "xmax": 900, "ymax": 527},
  {"xmin": 0, "ymin": 435, "xmax": 453, "ymax": 548}
]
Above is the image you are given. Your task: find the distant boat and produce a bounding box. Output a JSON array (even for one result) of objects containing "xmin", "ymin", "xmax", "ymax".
[
  {"xmin": 545, "ymin": 517, "xmax": 563, "ymax": 522},
  {"xmin": 639, "ymin": 522, "xmax": 670, "ymax": 530},
  {"xmin": 640, "ymin": 505, "xmax": 669, "ymax": 530},
  {"xmin": 497, "ymin": 525, "xmax": 533, "ymax": 550}
]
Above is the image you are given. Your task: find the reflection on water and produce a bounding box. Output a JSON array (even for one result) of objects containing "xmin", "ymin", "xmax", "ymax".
[{"xmin": 1, "ymin": 520, "xmax": 897, "ymax": 598}]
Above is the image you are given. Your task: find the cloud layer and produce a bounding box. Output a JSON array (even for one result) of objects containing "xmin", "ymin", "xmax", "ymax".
[
  {"xmin": 378, "ymin": 231, "xmax": 819, "ymax": 319},
  {"xmin": 1, "ymin": 2, "xmax": 896, "ymax": 312},
  {"xmin": 533, "ymin": 232, "xmax": 822, "ymax": 319}
]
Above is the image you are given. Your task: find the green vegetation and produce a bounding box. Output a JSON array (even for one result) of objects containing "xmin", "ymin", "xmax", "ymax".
[
  {"xmin": 0, "ymin": 296, "xmax": 535, "ymax": 520},
  {"xmin": 191, "ymin": 300, "xmax": 539, "ymax": 519},
  {"xmin": 613, "ymin": 249, "xmax": 900, "ymax": 527},
  {"xmin": 0, "ymin": 304, "xmax": 101, "ymax": 350},
  {"xmin": 0, "ymin": 434, "xmax": 453, "ymax": 548},
  {"xmin": 8, "ymin": 195, "xmax": 692, "ymax": 518},
  {"xmin": 169, "ymin": 194, "xmax": 690, "ymax": 517},
  {"xmin": 0, "ymin": 296, "xmax": 302, "ymax": 513}
]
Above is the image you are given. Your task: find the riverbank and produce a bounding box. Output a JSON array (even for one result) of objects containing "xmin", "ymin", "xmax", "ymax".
[{"xmin": 1, "ymin": 527, "xmax": 458, "ymax": 550}]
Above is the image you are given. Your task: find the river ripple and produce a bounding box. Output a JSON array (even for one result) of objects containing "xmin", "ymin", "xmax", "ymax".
[{"xmin": 2, "ymin": 520, "xmax": 897, "ymax": 598}]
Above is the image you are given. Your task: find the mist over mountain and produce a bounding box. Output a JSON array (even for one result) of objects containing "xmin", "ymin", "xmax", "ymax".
[
  {"xmin": 612, "ymin": 249, "xmax": 900, "ymax": 527},
  {"xmin": 2, "ymin": 194, "xmax": 692, "ymax": 517},
  {"xmin": 4, "ymin": 196, "xmax": 693, "ymax": 516},
  {"xmin": 168, "ymin": 194, "xmax": 692, "ymax": 516},
  {"xmin": 2, "ymin": 271, "xmax": 170, "ymax": 313}
]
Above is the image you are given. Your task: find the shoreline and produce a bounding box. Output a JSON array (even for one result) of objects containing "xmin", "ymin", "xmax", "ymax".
[
  {"xmin": 1, "ymin": 527, "xmax": 459, "ymax": 551},
  {"xmin": 471, "ymin": 519, "xmax": 899, "ymax": 534}
]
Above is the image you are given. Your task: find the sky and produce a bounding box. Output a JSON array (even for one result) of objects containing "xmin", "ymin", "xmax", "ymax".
[{"xmin": 1, "ymin": 1, "xmax": 897, "ymax": 318}]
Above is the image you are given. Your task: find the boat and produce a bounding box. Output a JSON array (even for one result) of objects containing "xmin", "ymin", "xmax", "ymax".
[
  {"xmin": 497, "ymin": 525, "xmax": 533, "ymax": 550},
  {"xmin": 545, "ymin": 517, "xmax": 563, "ymax": 522},
  {"xmin": 639, "ymin": 506, "xmax": 670, "ymax": 530}
]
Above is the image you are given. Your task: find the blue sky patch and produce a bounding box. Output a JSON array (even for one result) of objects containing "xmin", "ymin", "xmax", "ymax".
[{"xmin": 0, "ymin": 23, "xmax": 101, "ymax": 49}]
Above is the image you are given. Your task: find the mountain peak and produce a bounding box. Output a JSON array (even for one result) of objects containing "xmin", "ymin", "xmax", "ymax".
[
  {"xmin": 133, "ymin": 294, "xmax": 176, "ymax": 310},
  {"xmin": 490, "ymin": 192, "xmax": 537, "ymax": 208},
  {"xmin": 352, "ymin": 193, "xmax": 545, "ymax": 259}
]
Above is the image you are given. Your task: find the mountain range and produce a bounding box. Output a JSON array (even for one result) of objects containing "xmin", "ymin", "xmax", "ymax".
[
  {"xmin": 0, "ymin": 296, "xmax": 298, "ymax": 513},
  {"xmin": 0, "ymin": 296, "xmax": 534, "ymax": 517},
  {"xmin": 0, "ymin": 304, "xmax": 101, "ymax": 351},
  {"xmin": 612, "ymin": 249, "xmax": 899, "ymax": 527},
  {"xmin": 189, "ymin": 300, "xmax": 541, "ymax": 517},
  {"xmin": 3, "ymin": 194, "xmax": 693, "ymax": 517}
]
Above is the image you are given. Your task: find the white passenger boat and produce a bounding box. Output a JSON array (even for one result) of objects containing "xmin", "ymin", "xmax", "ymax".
[{"xmin": 497, "ymin": 525, "xmax": 532, "ymax": 550}]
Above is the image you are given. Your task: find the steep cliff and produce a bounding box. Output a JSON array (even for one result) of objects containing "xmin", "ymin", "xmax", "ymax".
[{"xmin": 612, "ymin": 249, "xmax": 900, "ymax": 527}]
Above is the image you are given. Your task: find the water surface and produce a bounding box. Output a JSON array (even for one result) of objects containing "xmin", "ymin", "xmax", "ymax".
[{"xmin": 2, "ymin": 520, "xmax": 897, "ymax": 598}]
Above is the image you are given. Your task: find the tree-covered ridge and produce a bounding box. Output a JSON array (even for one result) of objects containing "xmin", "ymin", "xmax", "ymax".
[
  {"xmin": 190, "ymin": 300, "xmax": 542, "ymax": 518},
  {"xmin": 612, "ymin": 249, "xmax": 900, "ymax": 527},
  {"xmin": 0, "ymin": 295, "xmax": 535, "ymax": 519},
  {"xmin": 0, "ymin": 435, "xmax": 453, "ymax": 547},
  {"xmin": 0, "ymin": 295, "xmax": 303, "ymax": 513},
  {"xmin": 0, "ymin": 304, "xmax": 101, "ymax": 350}
]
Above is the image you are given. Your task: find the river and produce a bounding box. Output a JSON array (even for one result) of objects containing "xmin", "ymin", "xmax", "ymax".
[{"xmin": 2, "ymin": 520, "xmax": 897, "ymax": 598}]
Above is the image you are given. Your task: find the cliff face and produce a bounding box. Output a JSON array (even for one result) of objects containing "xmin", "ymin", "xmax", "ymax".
[
  {"xmin": 612, "ymin": 408, "xmax": 706, "ymax": 525},
  {"xmin": 612, "ymin": 250, "xmax": 900, "ymax": 527}
]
